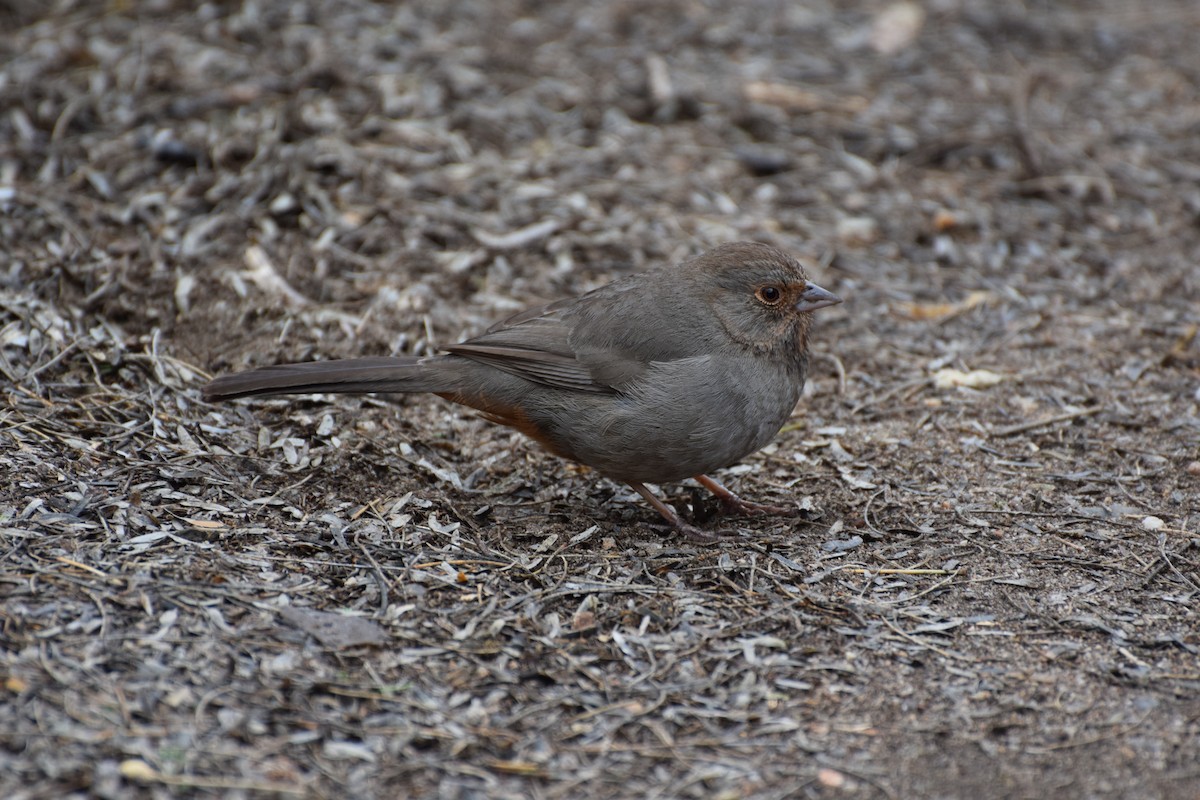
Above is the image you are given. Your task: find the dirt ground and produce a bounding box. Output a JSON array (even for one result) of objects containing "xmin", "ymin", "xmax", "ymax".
[{"xmin": 2, "ymin": 1, "xmax": 1199, "ymax": 798}]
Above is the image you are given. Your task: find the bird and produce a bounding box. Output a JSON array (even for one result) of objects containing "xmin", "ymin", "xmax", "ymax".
[{"xmin": 202, "ymin": 241, "xmax": 841, "ymax": 538}]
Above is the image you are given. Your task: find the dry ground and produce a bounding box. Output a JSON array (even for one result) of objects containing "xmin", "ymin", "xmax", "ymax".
[{"xmin": 2, "ymin": 1, "xmax": 1199, "ymax": 798}]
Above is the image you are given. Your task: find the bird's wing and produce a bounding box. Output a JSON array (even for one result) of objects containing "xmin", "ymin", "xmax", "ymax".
[{"xmin": 445, "ymin": 296, "xmax": 648, "ymax": 394}]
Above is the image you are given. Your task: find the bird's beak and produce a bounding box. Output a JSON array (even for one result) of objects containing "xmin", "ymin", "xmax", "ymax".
[{"xmin": 795, "ymin": 282, "xmax": 842, "ymax": 312}]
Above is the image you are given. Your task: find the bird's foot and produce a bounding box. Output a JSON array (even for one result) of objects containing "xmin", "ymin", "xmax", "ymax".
[
  {"xmin": 716, "ymin": 495, "xmax": 797, "ymax": 517},
  {"xmin": 694, "ymin": 474, "xmax": 801, "ymax": 518},
  {"xmin": 644, "ymin": 519, "xmax": 737, "ymax": 542},
  {"xmin": 632, "ymin": 482, "xmax": 732, "ymax": 542}
]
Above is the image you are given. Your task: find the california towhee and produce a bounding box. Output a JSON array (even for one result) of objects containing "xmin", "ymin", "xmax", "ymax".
[{"xmin": 202, "ymin": 242, "xmax": 841, "ymax": 537}]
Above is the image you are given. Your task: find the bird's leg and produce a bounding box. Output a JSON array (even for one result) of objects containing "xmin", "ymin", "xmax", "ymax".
[
  {"xmin": 694, "ymin": 474, "xmax": 797, "ymax": 517},
  {"xmin": 629, "ymin": 482, "xmax": 720, "ymax": 542}
]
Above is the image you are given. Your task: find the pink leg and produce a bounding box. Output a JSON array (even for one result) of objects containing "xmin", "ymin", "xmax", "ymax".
[
  {"xmin": 694, "ymin": 474, "xmax": 797, "ymax": 517},
  {"xmin": 630, "ymin": 482, "xmax": 721, "ymax": 542}
]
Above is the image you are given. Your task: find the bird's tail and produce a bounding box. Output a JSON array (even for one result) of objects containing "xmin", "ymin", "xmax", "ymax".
[{"xmin": 201, "ymin": 356, "xmax": 458, "ymax": 401}]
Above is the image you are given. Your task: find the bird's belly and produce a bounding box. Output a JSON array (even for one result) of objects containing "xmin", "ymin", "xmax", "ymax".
[{"xmin": 541, "ymin": 358, "xmax": 803, "ymax": 484}]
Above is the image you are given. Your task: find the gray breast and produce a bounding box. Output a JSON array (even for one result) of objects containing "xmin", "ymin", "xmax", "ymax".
[{"xmin": 547, "ymin": 354, "xmax": 804, "ymax": 484}]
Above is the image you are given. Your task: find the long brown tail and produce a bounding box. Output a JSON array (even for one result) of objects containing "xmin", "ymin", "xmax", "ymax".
[{"xmin": 201, "ymin": 356, "xmax": 457, "ymax": 401}]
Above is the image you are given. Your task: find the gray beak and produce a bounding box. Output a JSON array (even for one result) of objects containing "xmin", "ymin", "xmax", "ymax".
[{"xmin": 795, "ymin": 282, "xmax": 842, "ymax": 312}]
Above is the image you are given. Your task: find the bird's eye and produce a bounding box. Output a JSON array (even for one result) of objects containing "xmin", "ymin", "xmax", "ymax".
[{"xmin": 756, "ymin": 285, "xmax": 784, "ymax": 305}]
